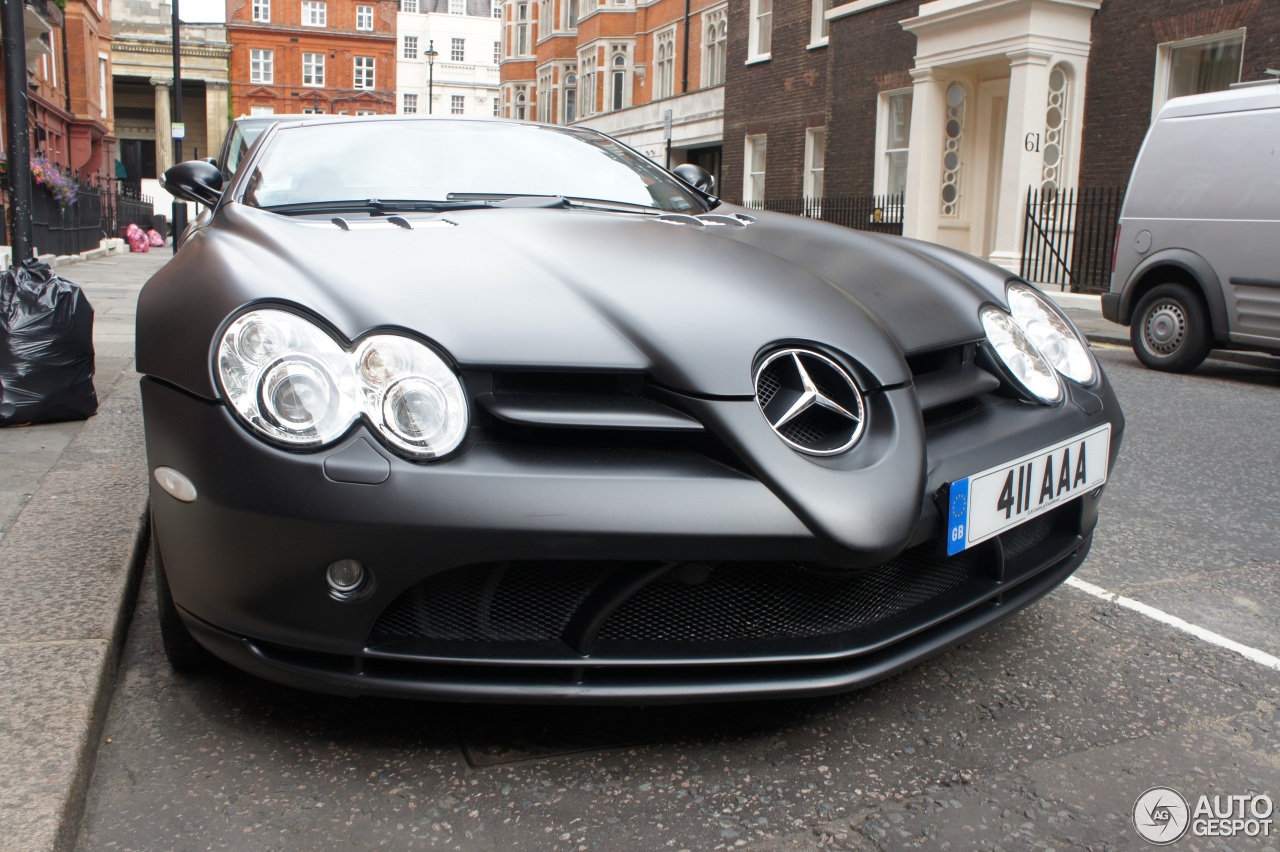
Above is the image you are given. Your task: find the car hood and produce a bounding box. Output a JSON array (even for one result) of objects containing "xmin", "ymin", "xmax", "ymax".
[{"xmin": 137, "ymin": 203, "xmax": 1010, "ymax": 399}]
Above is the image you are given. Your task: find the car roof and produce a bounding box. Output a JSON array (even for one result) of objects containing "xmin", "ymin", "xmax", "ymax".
[{"xmin": 1159, "ymin": 82, "xmax": 1280, "ymax": 119}]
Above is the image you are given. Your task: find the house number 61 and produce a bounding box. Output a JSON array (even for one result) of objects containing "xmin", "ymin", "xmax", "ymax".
[{"xmin": 1024, "ymin": 132, "xmax": 1041, "ymax": 153}]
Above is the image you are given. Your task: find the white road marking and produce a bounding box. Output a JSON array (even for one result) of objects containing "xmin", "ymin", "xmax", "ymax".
[{"xmin": 1065, "ymin": 576, "xmax": 1280, "ymax": 673}]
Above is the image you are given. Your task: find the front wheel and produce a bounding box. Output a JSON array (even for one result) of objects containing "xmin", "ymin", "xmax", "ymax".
[
  {"xmin": 153, "ymin": 520, "xmax": 215, "ymax": 674},
  {"xmin": 1130, "ymin": 283, "xmax": 1212, "ymax": 373}
]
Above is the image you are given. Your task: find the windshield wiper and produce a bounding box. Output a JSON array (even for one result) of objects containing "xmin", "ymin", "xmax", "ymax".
[
  {"xmin": 262, "ymin": 195, "xmax": 568, "ymax": 213},
  {"xmin": 448, "ymin": 192, "xmax": 657, "ymax": 214}
]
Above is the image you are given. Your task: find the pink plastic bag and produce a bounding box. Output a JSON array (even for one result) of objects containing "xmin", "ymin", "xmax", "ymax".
[
  {"xmin": 126, "ymin": 224, "xmax": 149, "ymax": 254},
  {"xmin": 147, "ymin": 229, "xmax": 164, "ymax": 247}
]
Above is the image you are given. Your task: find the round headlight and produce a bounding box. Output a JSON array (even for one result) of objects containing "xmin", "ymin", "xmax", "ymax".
[
  {"xmin": 981, "ymin": 307, "xmax": 1063, "ymax": 404},
  {"xmin": 1007, "ymin": 284, "xmax": 1096, "ymax": 385},
  {"xmin": 217, "ymin": 310, "xmax": 359, "ymax": 447},
  {"xmin": 356, "ymin": 336, "xmax": 468, "ymax": 458}
]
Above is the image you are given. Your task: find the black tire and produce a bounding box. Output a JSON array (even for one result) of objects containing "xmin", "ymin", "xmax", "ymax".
[
  {"xmin": 153, "ymin": 523, "xmax": 215, "ymax": 674},
  {"xmin": 1130, "ymin": 282, "xmax": 1212, "ymax": 373}
]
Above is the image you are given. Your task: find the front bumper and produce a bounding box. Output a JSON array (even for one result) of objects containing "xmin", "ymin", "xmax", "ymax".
[{"xmin": 142, "ymin": 370, "xmax": 1123, "ymax": 703}]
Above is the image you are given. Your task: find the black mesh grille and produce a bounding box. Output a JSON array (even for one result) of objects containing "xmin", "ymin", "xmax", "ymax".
[
  {"xmin": 999, "ymin": 512, "xmax": 1058, "ymax": 564},
  {"xmin": 597, "ymin": 544, "xmax": 981, "ymax": 643},
  {"xmin": 756, "ymin": 370, "xmax": 781, "ymax": 407},
  {"xmin": 369, "ymin": 509, "xmax": 1062, "ymax": 652},
  {"xmin": 370, "ymin": 561, "xmax": 605, "ymax": 643}
]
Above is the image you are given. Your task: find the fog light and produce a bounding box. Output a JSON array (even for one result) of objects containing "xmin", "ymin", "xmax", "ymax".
[
  {"xmin": 153, "ymin": 467, "xmax": 197, "ymax": 503},
  {"xmin": 326, "ymin": 559, "xmax": 366, "ymax": 594}
]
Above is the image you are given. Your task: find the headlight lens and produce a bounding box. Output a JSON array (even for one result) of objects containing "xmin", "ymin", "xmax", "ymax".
[
  {"xmin": 216, "ymin": 309, "xmax": 467, "ymax": 459},
  {"xmin": 218, "ymin": 310, "xmax": 358, "ymax": 446},
  {"xmin": 981, "ymin": 307, "xmax": 1063, "ymax": 404},
  {"xmin": 1006, "ymin": 284, "xmax": 1096, "ymax": 385}
]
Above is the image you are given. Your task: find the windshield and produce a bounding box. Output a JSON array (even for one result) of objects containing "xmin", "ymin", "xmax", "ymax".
[{"xmin": 239, "ymin": 120, "xmax": 708, "ymax": 214}]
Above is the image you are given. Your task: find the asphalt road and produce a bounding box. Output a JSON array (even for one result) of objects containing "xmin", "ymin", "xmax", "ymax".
[{"xmin": 76, "ymin": 348, "xmax": 1280, "ymax": 851}]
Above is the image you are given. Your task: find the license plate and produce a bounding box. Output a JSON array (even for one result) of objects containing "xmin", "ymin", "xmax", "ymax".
[{"xmin": 946, "ymin": 424, "xmax": 1111, "ymax": 555}]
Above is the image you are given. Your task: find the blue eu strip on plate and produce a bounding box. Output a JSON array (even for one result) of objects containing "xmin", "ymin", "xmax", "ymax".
[{"xmin": 947, "ymin": 477, "xmax": 970, "ymax": 556}]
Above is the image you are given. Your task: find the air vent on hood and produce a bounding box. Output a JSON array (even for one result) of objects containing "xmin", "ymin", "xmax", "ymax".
[{"xmin": 652, "ymin": 213, "xmax": 755, "ymax": 229}]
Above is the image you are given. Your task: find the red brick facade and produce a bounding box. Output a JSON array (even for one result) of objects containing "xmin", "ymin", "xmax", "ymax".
[{"xmin": 227, "ymin": 0, "xmax": 399, "ymax": 116}]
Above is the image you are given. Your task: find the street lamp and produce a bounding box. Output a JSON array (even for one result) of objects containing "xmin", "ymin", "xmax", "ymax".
[{"xmin": 424, "ymin": 39, "xmax": 438, "ymax": 115}]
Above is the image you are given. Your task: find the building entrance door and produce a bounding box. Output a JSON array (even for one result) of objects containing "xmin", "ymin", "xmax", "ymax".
[{"xmin": 972, "ymin": 78, "xmax": 1009, "ymax": 262}]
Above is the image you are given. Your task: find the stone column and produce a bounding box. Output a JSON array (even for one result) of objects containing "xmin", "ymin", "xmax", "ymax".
[
  {"xmin": 902, "ymin": 66, "xmax": 945, "ymax": 243},
  {"xmin": 987, "ymin": 49, "xmax": 1053, "ymax": 274},
  {"xmin": 205, "ymin": 81, "xmax": 230, "ymax": 164},
  {"xmin": 152, "ymin": 78, "xmax": 173, "ymax": 176}
]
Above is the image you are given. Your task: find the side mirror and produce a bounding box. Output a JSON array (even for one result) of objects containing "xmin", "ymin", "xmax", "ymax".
[
  {"xmin": 673, "ymin": 163, "xmax": 715, "ymax": 195},
  {"xmin": 161, "ymin": 160, "xmax": 224, "ymax": 208}
]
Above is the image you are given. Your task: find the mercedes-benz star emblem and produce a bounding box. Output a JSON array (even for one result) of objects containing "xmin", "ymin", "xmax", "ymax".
[{"xmin": 754, "ymin": 348, "xmax": 865, "ymax": 456}]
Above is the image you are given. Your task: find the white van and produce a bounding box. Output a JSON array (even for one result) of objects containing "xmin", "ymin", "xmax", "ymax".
[{"xmin": 1103, "ymin": 83, "xmax": 1280, "ymax": 372}]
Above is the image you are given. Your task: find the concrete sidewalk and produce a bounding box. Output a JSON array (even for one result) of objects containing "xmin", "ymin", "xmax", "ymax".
[
  {"xmin": 0, "ymin": 255, "xmax": 1128, "ymax": 851},
  {"xmin": 0, "ymin": 250, "xmax": 171, "ymax": 852}
]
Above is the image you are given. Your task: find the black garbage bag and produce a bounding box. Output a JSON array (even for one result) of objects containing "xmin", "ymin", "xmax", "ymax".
[{"xmin": 0, "ymin": 258, "xmax": 97, "ymax": 425}]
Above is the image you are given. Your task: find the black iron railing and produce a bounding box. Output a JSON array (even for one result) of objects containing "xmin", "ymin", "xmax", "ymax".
[
  {"xmin": 5, "ymin": 176, "xmax": 155, "ymax": 257},
  {"xmin": 1021, "ymin": 186, "xmax": 1125, "ymax": 293},
  {"xmin": 736, "ymin": 195, "xmax": 906, "ymax": 236}
]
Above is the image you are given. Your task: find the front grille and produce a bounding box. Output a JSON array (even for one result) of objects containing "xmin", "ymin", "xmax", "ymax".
[
  {"xmin": 596, "ymin": 545, "xmax": 981, "ymax": 643},
  {"xmin": 368, "ymin": 505, "xmax": 1070, "ymax": 658},
  {"xmin": 371, "ymin": 561, "xmax": 605, "ymax": 642}
]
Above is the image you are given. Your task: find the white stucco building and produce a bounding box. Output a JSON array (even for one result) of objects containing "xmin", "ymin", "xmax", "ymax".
[{"xmin": 397, "ymin": 0, "xmax": 502, "ymax": 117}]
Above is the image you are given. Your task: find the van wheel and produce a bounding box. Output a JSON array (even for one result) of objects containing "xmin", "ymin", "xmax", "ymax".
[
  {"xmin": 1130, "ymin": 283, "xmax": 1212, "ymax": 373},
  {"xmin": 154, "ymin": 521, "xmax": 215, "ymax": 674}
]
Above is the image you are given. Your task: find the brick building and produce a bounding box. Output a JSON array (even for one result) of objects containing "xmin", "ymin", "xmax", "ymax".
[
  {"xmin": 723, "ymin": 0, "xmax": 1280, "ymax": 274},
  {"xmin": 228, "ymin": 0, "xmax": 399, "ymax": 117},
  {"xmin": 498, "ymin": 0, "xmax": 728, "ymax": 182},
  {"xmin": 396, "ymin": 0, "xmax": 501, "ymax": 118},
  {"xmin": 2, "ymin": 0, "xmax": 116, "ymax": 180}
]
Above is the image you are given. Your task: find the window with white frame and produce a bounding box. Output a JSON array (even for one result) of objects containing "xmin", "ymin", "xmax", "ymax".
[
  {"xmin": 538, "ymin": 68, "xmax": 554, "ymax": 122},
  {"xmin": 403, "ymin": 92, "xmax": 418, "ymax": 113},
  {"xmin": 702, "ymin": 8, "xmax": 726, "ymax": 87},
  {"xmin": 655, "ymin": 29, "xmax": 675, "ymax": 100},
  {"xmin": 748, "ymin": 0, "xmax": 771, "ymax": 60},
  {"xmin": 514, "ymin": 85, "xmax": 528, "ymax": 119},
  {"xmin": 609, "ymin": 45, "xmax": 629, "ymax": 111},
  {"xmin": 565, "ymin": 0, "xmax": 577, "ymax": 29},
  {"xmin": 354, "ymin": 56, "xmax": 375, "ymax": 89},
  {"xmin": 451, "ymin": 38, "xmax": 465, "ymax": 61},
  {"xmin": 250, "ymin": 105, "xmax": 275, "ymax": 115},
  {"xmin": 356, "ymin": 4, "xmax": 373, "ymax": 29},
  {"xmin": 303, "ymin": 52, "xmax": 325, "ymax": 86},
  {"xmin": 303, "ymin": 107, "xmax": 325, "ymax": 114},
  {"xmin": 250, "ymin": 48, "xmax": 273, "ymax": 83},
  {"xmin": 1042, "ymin": 64, "xmax": 1070, "ymax": 195},
  {"xmin": 876, "ymin": 89, "xmax": 911, "ymax": 196},
  {"xmin": 1153, "ymin": 29, "xmax": 1244, "ymax": 117},
  {"xmin": 301, "ymin": 0, "xmax": 326, "ymax": 26},
  {"xmin": 404, "ymin": 35, "xmax": 418, "ymax": 59},
  {"xmin": 492, "ymin": 0, "xmax": 501, "ymax": 16},
  {"xmin": 493, "ymin": 96, "xmax": 500, "ymax": 115},
  {"xmin": 804, "ymin": 127, "xmax": 825, "ymax": 200},
  {"xmin": 356, "ymin": 109, "xmax": 376, "ymax": 115},
  {"xmin": 452, "ymin": 94, "xmax": 465, "ymax": 114},
  {"xmin": 579, "ymin": 51, "xmax": 596, "ymax": 117},
  {"xmin": 563, "ymin": 67, "xmax": 577, "ymax": 123},
  {"xmin": 515, "ymin": 3, "xmax": 530, "ymax": 55},
  {"xmin": 99, "ymin": 54, "xmax": 108, "ymax": 117},
  {"xmin": 401, "ymin": 0, "xmax": 418, "ymax": 10},
  {"xmin": 252, "ymin": 0, "xmax": 270, "ymax": 22},
  {"xmin": 744, "ymin": 134, "xmax": 766, "ymax": 203},
  {"xmin": 494, "ymin": 41, "xmax": 501, "ymax": 63},
  {"xmin": 539, "ymin": 0, "xmax": 552, "ymax": 38},
  {"xmin": 449, "ymin": 0, "xmax": 464, "ymax": 12},
  {"xmin": 940, "ymin": 82, "xmax": 966, "ymax": 217},
  {"xmin": 809, "ymin": 0, "xmax": 831, "ymax": 45}
]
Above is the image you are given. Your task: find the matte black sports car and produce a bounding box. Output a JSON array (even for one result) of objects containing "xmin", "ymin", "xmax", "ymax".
[{"xmin": 142, "ymin": 117, "xmax": 1124, "ymax": 703}]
